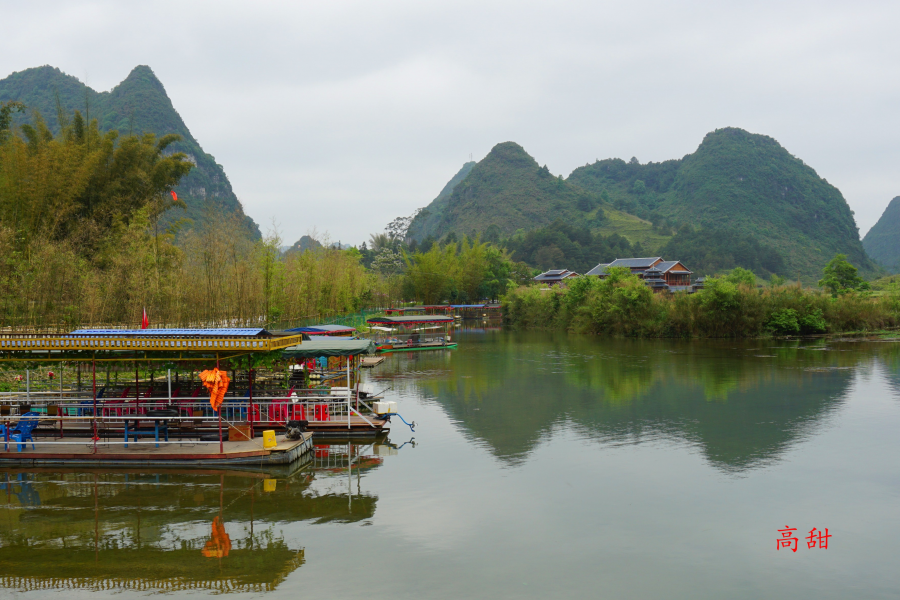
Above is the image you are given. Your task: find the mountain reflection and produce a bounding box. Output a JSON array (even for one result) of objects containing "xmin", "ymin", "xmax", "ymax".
[
  {"xmin": 373, "ymin": 330, "xmax": 891, "ymax": 471},
  {"xmin": 879, "ymin": 340, "xmax": 900, "ymax": 397},
  {"xmin": 0, "ymin": 442, "xmax": 387, "ymax": 593}
]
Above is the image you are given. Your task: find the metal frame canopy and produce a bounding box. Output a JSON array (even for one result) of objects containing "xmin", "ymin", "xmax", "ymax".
[
  {"xmin": 0, "ymin": 328, "xmax": 303, "ymax": 362},
  {"xmin": 366, "ymin": 315, "xmax": 455, "ymax": 325},
  {"xmin": 281, "ymin": 338, "xmax": 376, "ymax": 359}
]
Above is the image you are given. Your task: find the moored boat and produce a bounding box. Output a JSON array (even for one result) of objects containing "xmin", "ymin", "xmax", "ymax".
[{"xmin": 365, "ymin": 315, "xmax": 457, "ymax": 353}]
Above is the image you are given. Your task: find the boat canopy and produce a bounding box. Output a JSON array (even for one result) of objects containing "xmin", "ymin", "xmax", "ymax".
[
  {"xmin": 416, "ymin": 304, "xmax": 500, "ymax": 309},
  {"xmin": 282, "ymin": 338, "xmax": 376, "ymax": 359},
  {"xmin": 0, "ymin": 328, "xmax": 303, "ymax": 359},
  {"xmin": 366, "ymin": 315, "xmax": 454, "ymax": 325},
  {"xmin": 284, "ymin": 324, "xmax": 356, "ymax": 336},
  {"xmin": 69, "ymin": 328, "xmax": 273, "ymax": 337}
]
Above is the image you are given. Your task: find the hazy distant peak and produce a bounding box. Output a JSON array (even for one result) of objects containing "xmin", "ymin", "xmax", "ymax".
[{"xmin": 863, "ymin": 196, "xmax": 900, "ymax": 272}]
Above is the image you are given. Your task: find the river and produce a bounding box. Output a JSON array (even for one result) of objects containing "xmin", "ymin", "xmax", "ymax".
[{"xmin": 2, "ymin": 327, "xmax": 899, "ymax": 598}]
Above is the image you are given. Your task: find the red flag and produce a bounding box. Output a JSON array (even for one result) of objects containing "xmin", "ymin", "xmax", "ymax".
[
  {"xmin": 170, "ymin": 190, "xmax": 178, "ymax": 202},
  {"xmin": 141, "ymin": 307, "xmax": 149, "ymax": 329}
]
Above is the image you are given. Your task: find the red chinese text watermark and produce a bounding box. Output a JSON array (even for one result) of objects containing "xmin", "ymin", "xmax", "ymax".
[{"xmin": 777, "ymin": 526, "xmax": 830, "ymax": 551}]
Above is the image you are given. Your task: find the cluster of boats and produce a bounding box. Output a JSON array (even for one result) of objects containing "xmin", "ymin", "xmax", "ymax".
[
  {"xmin": 289, "ymin": 303, "xmax": 500, "ymax": 353},
  {"xmin": 288, "ymin": 313, "xmax": 461, "ymax": 353},
  {"xmin": 0, "ymin": 307, "xmax": 496, "ymax": 466}
]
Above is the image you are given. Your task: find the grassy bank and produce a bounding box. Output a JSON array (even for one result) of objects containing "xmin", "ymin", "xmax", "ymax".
[{"xmin": 502, "ymin": 269, "xmax": 900, "ymax": 338}]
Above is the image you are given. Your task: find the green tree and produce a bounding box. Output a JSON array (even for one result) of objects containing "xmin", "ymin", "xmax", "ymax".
[
  {"xmin": 458, "ymin": 237, "xmax": 489, "ymax": 302},
  {"xmin": 632, "ymin": 180, "xmax": 647, "ymax": 195},
  {"xmin": 818, "ymin": 254, "xmax": 870, "ymax": 296},
  {"xmin": 256, "ymin": 226, "xmax": 285, "ymax": 324},
  {"xmin": 404, "ymin": 244, "xmax": 458, "ymax": 304},
  {"xmin": 578, "ymin": 267, "xmax": 658, "ymax": 336},
  {"xmin": 483, "ymin": 224, "xmax": 501, "ymax": 245},
  {"xmin": 724, "ymin": 267, "xmax": 756, "ymax": 287},
  {"xmin": 480, "ymin": 246, "xmax": 514, "ymax": 300},
  {"xmin": 0, "ymin": 101, "xmax": 25, "ymax": 143},
  {"xmin": 767, "ymin": 308, "xmax": 800, "ymax": 335}
]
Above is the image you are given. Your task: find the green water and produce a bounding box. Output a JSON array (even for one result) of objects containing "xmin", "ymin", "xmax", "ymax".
[{"xmin": 2, "ymin": 328, "xmax": 900, "ymax": 598}]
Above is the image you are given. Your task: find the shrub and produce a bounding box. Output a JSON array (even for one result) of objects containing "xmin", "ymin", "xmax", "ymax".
[
  {"xmin": 767, "ymin": 308, "xmax": 800, "ymax": 335},
  {"xmin": 798, "ymin": 308, "xmax": 826, "ymax": 334}
]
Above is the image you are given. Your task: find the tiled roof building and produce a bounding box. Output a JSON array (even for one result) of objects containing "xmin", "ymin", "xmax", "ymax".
[
  {"xmin": 586, "ymin": 257, "xmax": 696, "ymax": 292},
  {"xmin": 533, "ymin": 269, "xmax": 579, "ymax": 286}
]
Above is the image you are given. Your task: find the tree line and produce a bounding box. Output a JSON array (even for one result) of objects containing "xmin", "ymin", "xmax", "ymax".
[{"xmin": 502, "ymin": 256, "xmax": 897, "ymax": 338}]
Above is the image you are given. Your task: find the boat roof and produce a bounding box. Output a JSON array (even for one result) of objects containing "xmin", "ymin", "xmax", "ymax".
[
  {"xmin": 0, "ymin": 329, "xmax": 303, "ymax": 360},
  {"xmin": 69, "ymin": 328, "xmax": 272, "ymax": 337},
  {"xmin": 284, "ymin": 324, "xmax": 357, "ymax": 335},
  {"xmin": 417, "ymin": 304, "xmax": 500, "ymax": 309},
  {"xmin": 449, "ymin": 304, "xmax": 497, "ymax": 308},
  {"xmin": 366, "ymin": 315, "xmax": 455, "ymax": 324},
  {"xmin": 282, "ymin": 338, "xmax": 376, "ymax": 358}
]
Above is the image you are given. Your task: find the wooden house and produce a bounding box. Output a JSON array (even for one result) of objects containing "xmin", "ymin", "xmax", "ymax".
[
  {"xmin": 533, "ymin": 269, "xmax": 579, "ymax": 286},
  {"xmin": 585, "ymin": 257, "xmax": 694, "ymax": 292}
]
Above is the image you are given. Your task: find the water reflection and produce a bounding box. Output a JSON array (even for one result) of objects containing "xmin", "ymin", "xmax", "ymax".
[
  {"xmin": 371, "ymin": 330, "xmax": 900, "ymax": 472},
  {"xmin": 880, "ymin": 338, "xmax": 900, "ymax": 397},
  {"xmin": 0, "ymin": 441, "xmax": 394, "ymax": 594}
]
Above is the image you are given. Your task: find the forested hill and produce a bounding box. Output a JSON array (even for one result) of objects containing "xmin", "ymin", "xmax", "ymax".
[
  {"xmin": 407, "ymin": 142, "xmax": 641, "ymax": 242},
  {"xmin": 863, "ymin": 197, "xmax": 900, "ymax": 272},
  {"xmin": 568, "ymin": 127, "xmax": 876, "ymax": 276},
  {"xmin": 407, "ymin": 161, "xmax": 475, "ymax": 240},
  {"xmin": 0, "ymin": 65, "xmax": 260, "ymax": 238}
]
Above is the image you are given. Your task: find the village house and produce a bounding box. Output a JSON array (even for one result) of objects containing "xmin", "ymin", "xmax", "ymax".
[
  {"xmin": 533, "ymin": 269, "xmax": 580, "ymax": 286},
  {"xmin": 585, "ymin": 257, "xmax": 695, "ymax": 292}
]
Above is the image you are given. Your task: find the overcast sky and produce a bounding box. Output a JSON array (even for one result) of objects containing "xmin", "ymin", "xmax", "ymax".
[{"xmin": 2, "ymin": 0, "xmax": 899, "ymax": 245}]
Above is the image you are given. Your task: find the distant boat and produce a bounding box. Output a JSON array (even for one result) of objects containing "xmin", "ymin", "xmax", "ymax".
[{"xmin": 366, "ymin": 315, "xmax": 457, "ymax": 353}]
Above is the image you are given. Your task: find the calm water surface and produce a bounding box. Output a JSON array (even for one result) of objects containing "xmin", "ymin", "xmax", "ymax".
[{"xmin": 2, "ymin": 328, "xmax": 900, "ymax": 599}]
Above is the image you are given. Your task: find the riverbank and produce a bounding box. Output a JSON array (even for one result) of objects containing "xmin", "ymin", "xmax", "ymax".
[{"xmin": 502, "ymin": 272, "xmax": 900, "ymax": 338}]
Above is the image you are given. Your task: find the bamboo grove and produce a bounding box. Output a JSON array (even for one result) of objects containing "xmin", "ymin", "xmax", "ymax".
[
  {"xmin": 0, "ymin": 103, "xmax": 529, "ymax": 331},
  {"xmin": 0, "ymin": 103, "xmax": 378, "ymax": 330}
]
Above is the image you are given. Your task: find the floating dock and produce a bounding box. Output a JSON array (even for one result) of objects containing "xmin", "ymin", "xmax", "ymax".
[
  {"xmin": 0, "ymin": 326, "xmax": 398, "ymax": 478},
  {"xmin": 0, "ymin": 432, "xmax": 314, "ymax": 468}
]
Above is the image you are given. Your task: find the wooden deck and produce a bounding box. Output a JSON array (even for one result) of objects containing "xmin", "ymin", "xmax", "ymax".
[
  {"xmin": 0, "ymin": 432, "xmax": 314, "ymax": 468},
  {"xmin": 305, "ymin": 415, "xmax": 389, "ymax": 437},
  {"xmin": 360, "ymin": 355, "xmax": 386, "ymax": 368}
]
